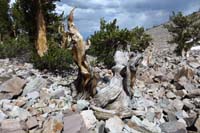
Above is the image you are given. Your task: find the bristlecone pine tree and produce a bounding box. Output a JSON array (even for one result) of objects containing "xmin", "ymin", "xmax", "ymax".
[
  {"xmin": 0, "ymin": 0, "xmax": 12, "ymax": 42},
  {"xmin": 165, "ymin": 11, "xmax": 200, "ymax": 56},
  {"xmin": 11, "ymin": 0, "xmax": 62, "ymax": 56}
]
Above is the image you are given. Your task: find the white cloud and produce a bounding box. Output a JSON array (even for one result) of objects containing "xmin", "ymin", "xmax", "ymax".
[
  {"xmin": 56, "ymin": 0, "xmax": 200, "ymax": 38},
  {"xmin": 9, "ymin": 0, "xmax": 16, "ymax": 7}
]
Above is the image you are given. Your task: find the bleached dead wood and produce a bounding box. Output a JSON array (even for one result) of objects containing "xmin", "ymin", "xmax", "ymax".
[
  {"xmin": 35, "ymin": 0, "xmax": 48, "ymax": 57},
  {"xmin": 67, "ymin": 8, "xmax": 99, "ymax": 98},
  {"xmin": 91, "ymin": 51, "xmax": 143, "ymax": 119}
]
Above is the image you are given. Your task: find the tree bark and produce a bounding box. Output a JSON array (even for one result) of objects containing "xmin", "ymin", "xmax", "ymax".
[
  {"xmin": 67, "ymin": 8, "xmax": 99, "ymax": 98},
  {"xmin": 35, "ymin": 0, "xmax": 48, "ymax": 57},
  {"xmin": 91, "ymin": 51, "xmax": 143, "ymax": 119}
]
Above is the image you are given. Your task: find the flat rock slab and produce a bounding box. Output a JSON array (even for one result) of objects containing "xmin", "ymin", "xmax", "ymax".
[
  {"xmin": 0, "ymin": 119, "xmax": 26, "ymax": 133},
  {"xmin": 43, "ymin": 118, "xmax": 63, "ymax": 133},
  {"xmin": 80, "ymin": 110, "xmax": 97, "ymax": 130},
  {"xmin": 160, "ymin": 121, "xmax": 187, "ymax": 133},
  {"xmin": 63, "ymin": 113, "xmax": 88, "ymax": 133},
  {"xmin": 105, "ymin": 116, "xmax": 124, "ymax": 133},
  {"xmin": 26, "ymin": 117, "xmax": 38, "ymax": 129},
  {"xmin": 22, "ymin": 77, "xmax": 47, "ymax": 96},
  {"xmin": 0, "ymin": 77, "xmax": 26, "ymax": 99}
]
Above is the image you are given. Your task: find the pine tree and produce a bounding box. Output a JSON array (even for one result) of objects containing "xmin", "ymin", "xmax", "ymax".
[
  {"xmin": 165, "ymin": 11, "xmax": 200, "ymax": 56},
  {"xmin": 0, "ymin": 0, "xmax": 11, "ymax": 42},
  {"xmin": 89, "ymin": 18, "xmax": 151, "ymax": 67}
]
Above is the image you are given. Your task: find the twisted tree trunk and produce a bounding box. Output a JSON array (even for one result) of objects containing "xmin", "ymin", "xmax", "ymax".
[
  {"xmin": 67, "ymin": 8, "xmax": 99, "ymax": 98},
  {"xmin": 35, "ymin": 0, "xmax": 48, "ymax": 57},
  {"xmin": 91, "ymin": 51, "xmax": 143, "ymax": 119}
]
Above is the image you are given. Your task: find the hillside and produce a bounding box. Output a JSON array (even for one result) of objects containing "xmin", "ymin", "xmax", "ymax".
[{"xmin": 0, "ymin": 13, "xmax": 200, "ymax": 133}]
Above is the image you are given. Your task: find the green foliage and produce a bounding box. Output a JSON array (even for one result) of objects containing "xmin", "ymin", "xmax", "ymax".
[
  {"xmin": 0, "ymin": 36, "xmax": 31, "ymax": 58},
  {"xmin": 11, "ymin": 0, "xmax": 62, "ymax": 42},
  {"xmin": 30, "ymin": 42, "xmax": 73, "ymax": 72},
  {"xmin": 89, "ymin": 18, "xmax": 151, "ymax": 67},
  {"xmin": 165, "ymin": 11, "xmax": 200, "ymax": 55},
  {"xmin": 0, "ymin": 0, "xmax": 12, "ymax": 41}
]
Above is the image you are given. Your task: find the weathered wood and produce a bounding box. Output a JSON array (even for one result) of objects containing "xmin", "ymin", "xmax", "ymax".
[
  {"xmin": 91, "ymin": 51, "xmax": 143, "ymax": 119},
  {"xmin": 91, "ymin": 105, "xmax": 144, "ymax": 120},
  {"xmin": 58, "ymin": 23, "xmax": 71, "ymax": 49},
  {"xmin": 35, "ymin": 0, "xmax": 48, "ymax": 57},
  {"xmin": 67, "ymin": 8, "xmax": 99, "ymax": 97}
]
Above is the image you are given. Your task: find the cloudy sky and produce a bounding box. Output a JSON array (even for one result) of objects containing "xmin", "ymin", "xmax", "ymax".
[
  {"xmin": 56, "ymin": 0, "xmax": 200, "ymax": 38},
  {"xmin": 9, "ymin": 0, "xmax": 200, "ymax": 38}
]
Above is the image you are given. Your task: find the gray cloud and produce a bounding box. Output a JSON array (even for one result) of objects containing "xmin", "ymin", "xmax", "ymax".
[{"xmin": 56, "ymin": 0, "xmax": 200, "ymax": 38}]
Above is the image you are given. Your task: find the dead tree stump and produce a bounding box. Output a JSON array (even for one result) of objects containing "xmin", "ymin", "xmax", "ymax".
[
  {"xmin": 91, "ymin": 51, "xmax": 143, "ymax": 120},
  {"xmin": 67, "ymin": 8, "xmax": 99, "ymax": 99}
]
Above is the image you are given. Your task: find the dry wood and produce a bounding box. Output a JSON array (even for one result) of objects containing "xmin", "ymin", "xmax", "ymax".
[
  {"xmin": 67, "ymin": 8, "xmax": 99, "ymax": 97},
  {"xmin": 91, "ymin": 51, "xmax": 143, "ymax": 119},
  {"xmin": 35, "ymin": 0, "xmax": 48, "ymax": 57}
]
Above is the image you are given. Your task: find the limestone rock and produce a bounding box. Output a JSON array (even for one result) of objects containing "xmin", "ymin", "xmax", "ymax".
[
  {"xmin": 0, "ymin": 110, "xmax": 7, "ymax": 121},
  {"xmin": 0, "ymin": 77, "xmax": 26, "ymax": 99},
  {"xmin": 105, "ymin": 116, "xmax": 124, "ymax": 133},
  {"xmin": 63, "ymin": 113, "xmax": 88, "ymax": 133},
  {"xmin": 26, "ymin": 117, "xmax": 38, "ymax": 129},
  {"xmin": 9, "ymin": 106, "xmax": 31, "ymax": 120},
  {"xmin": 77, "ymin": 100, "xmax": 90, "ymax": 111},
  {"xmin": 23, "ymin": 77, "xmax": 47, "ymax": 96},
  {"xmin": 43, "ymin": 118, "xmax": 63, "ymax": 133},
  {"xmin": 0, "ymin": 119, "xmax": 27, "ymax": 133},
  {"xmin": 195, "ymin": 117, "xmax": 200, "ymax": 132},
  {"xmin": 80, "ymin": 110, "xmax": 97, "ymax": 130},
  {"xmin": 160, "ymin": 121, "xmax": 187, "ymax": 133}
]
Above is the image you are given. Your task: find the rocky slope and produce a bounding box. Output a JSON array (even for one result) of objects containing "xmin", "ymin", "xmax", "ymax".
[{"xmin": 0, "ymin": 26, "xmax": 200, "ymax": 133}]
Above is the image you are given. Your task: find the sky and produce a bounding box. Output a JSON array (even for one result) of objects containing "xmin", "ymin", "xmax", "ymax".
[
  {"xmin": 10, "ymin": 0, "xmax": 200, "ymax": 38},
  {"xmin": 56, "ymin": 0, "xmax": 200, "ymax": 38}
]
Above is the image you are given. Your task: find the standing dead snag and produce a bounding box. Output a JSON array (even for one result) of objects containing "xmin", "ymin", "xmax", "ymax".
[
  {"xmin": 67, "ymin": 8, "xmax": 99, "ymax": 97},
  {"xmin": 91, "ymin": 51, "xmax": 143, "ymax": 120},
  {"xmin": 58, "ymin": 23, "xmax": 71, "ymax": 49},
  {"xmin": 35, "ymin": 0, "xmax": 48, "ymax": 57}
]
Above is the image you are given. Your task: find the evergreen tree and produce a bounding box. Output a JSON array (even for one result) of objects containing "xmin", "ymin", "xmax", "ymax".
[
  {"xmin": 0, "ymin": 0, "xmax": 11, "ymax": 41},
  {"xmin": 89, "ymin": 18, "xmax": 151, "ymax": 67},
  {"xmin": 11, "ymin": 0, "xmax": 62, "ymax": 41},
  {"xmin": 165, "ymin": 11, "xmax": 200, "ymax": 56}
]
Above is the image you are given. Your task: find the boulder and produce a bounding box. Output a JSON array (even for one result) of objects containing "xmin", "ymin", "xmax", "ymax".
[
  {"xmin": 23, "ymin": 77, "xmax": 47, "ymax": 96},
  {"xmin": 77, "ymin": 100, "xmax": 90, "ymax": 111},
  {"xmin": 0, "ymin": 110, "xmax": 7, "ymax": 121},
  {"xmin": 63, "ymin": 113, "xmax": 88, "ymax": 133},
  {"xmin": 130, "ymin": 116, "xmax": 161, "ymax": 133},
  {"xmin": 0, "ymin": 119, "xmax": 27, "ymax": 133},
  {"xmin": 9, "ymin": 106, "xmax": 31, "ymax": 120},
  {"xmin": 195, "ymin": 117, "xmax": 200, "ymax": 132},
  {"xmin": 43, "ymin": 118, "xmax": 63, "ymax": 133},
  {"xmin": 26, "ymin": 117, "xmax": 38, "ymax": 130},
  {"xmin": 174, "ymin": 66, "xmax": 194, "ymax": 81},
  {"xmin": 160, "ymin": 121, "xmax": 187, "ymax": 133},
  {"xmin": 105, "ymin": 116, "xmax": 124, "ymax": 133},
  {"xmin": 27, "ymin": 91, "xmax": 40, "ymax": 100},
  {"xmin": 172, "ymin": 99, "xmax": 184, "ymax": 111},
  {"xmin": 80, "ymin": 110, "xmax": 97, "ymax": 130},
  {"xmin": 0, "ymin": 77, "xmax": 26, "ymax": 99}
]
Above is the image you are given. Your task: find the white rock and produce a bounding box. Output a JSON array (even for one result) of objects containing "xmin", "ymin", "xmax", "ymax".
[
  {"xmin": 0, "ymin": 110, "xmax": 8, "ymax": 121},
  {"xmin": 23, "ymin": 77, "xmax": 47, "ymax": 96},
  {"xmin": 27, "ymin": 91, "xmax": 40, "ymax": 100},
  {"xmin": 80, "ymin": 110, "xmax": 97, "ymax": 130},
  {"xmin": 131, "ymin": 116, "xmax": 161, "ymax": 133},
  {"xmin": 105, "ymin": 116, "xmax": 124, "ymax": 133},
  {"xmin": 9, "ymin": 106, "xmax": 31, "ymax": 120},
  {"xmin": 77, "ymin": 100, "xmax": 90, "ymax": 111}
]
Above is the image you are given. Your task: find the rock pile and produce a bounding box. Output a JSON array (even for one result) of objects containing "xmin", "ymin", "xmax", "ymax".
[{"xmin": 0, "ymin": 25, "xmax": 200, "ymax": 133}]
